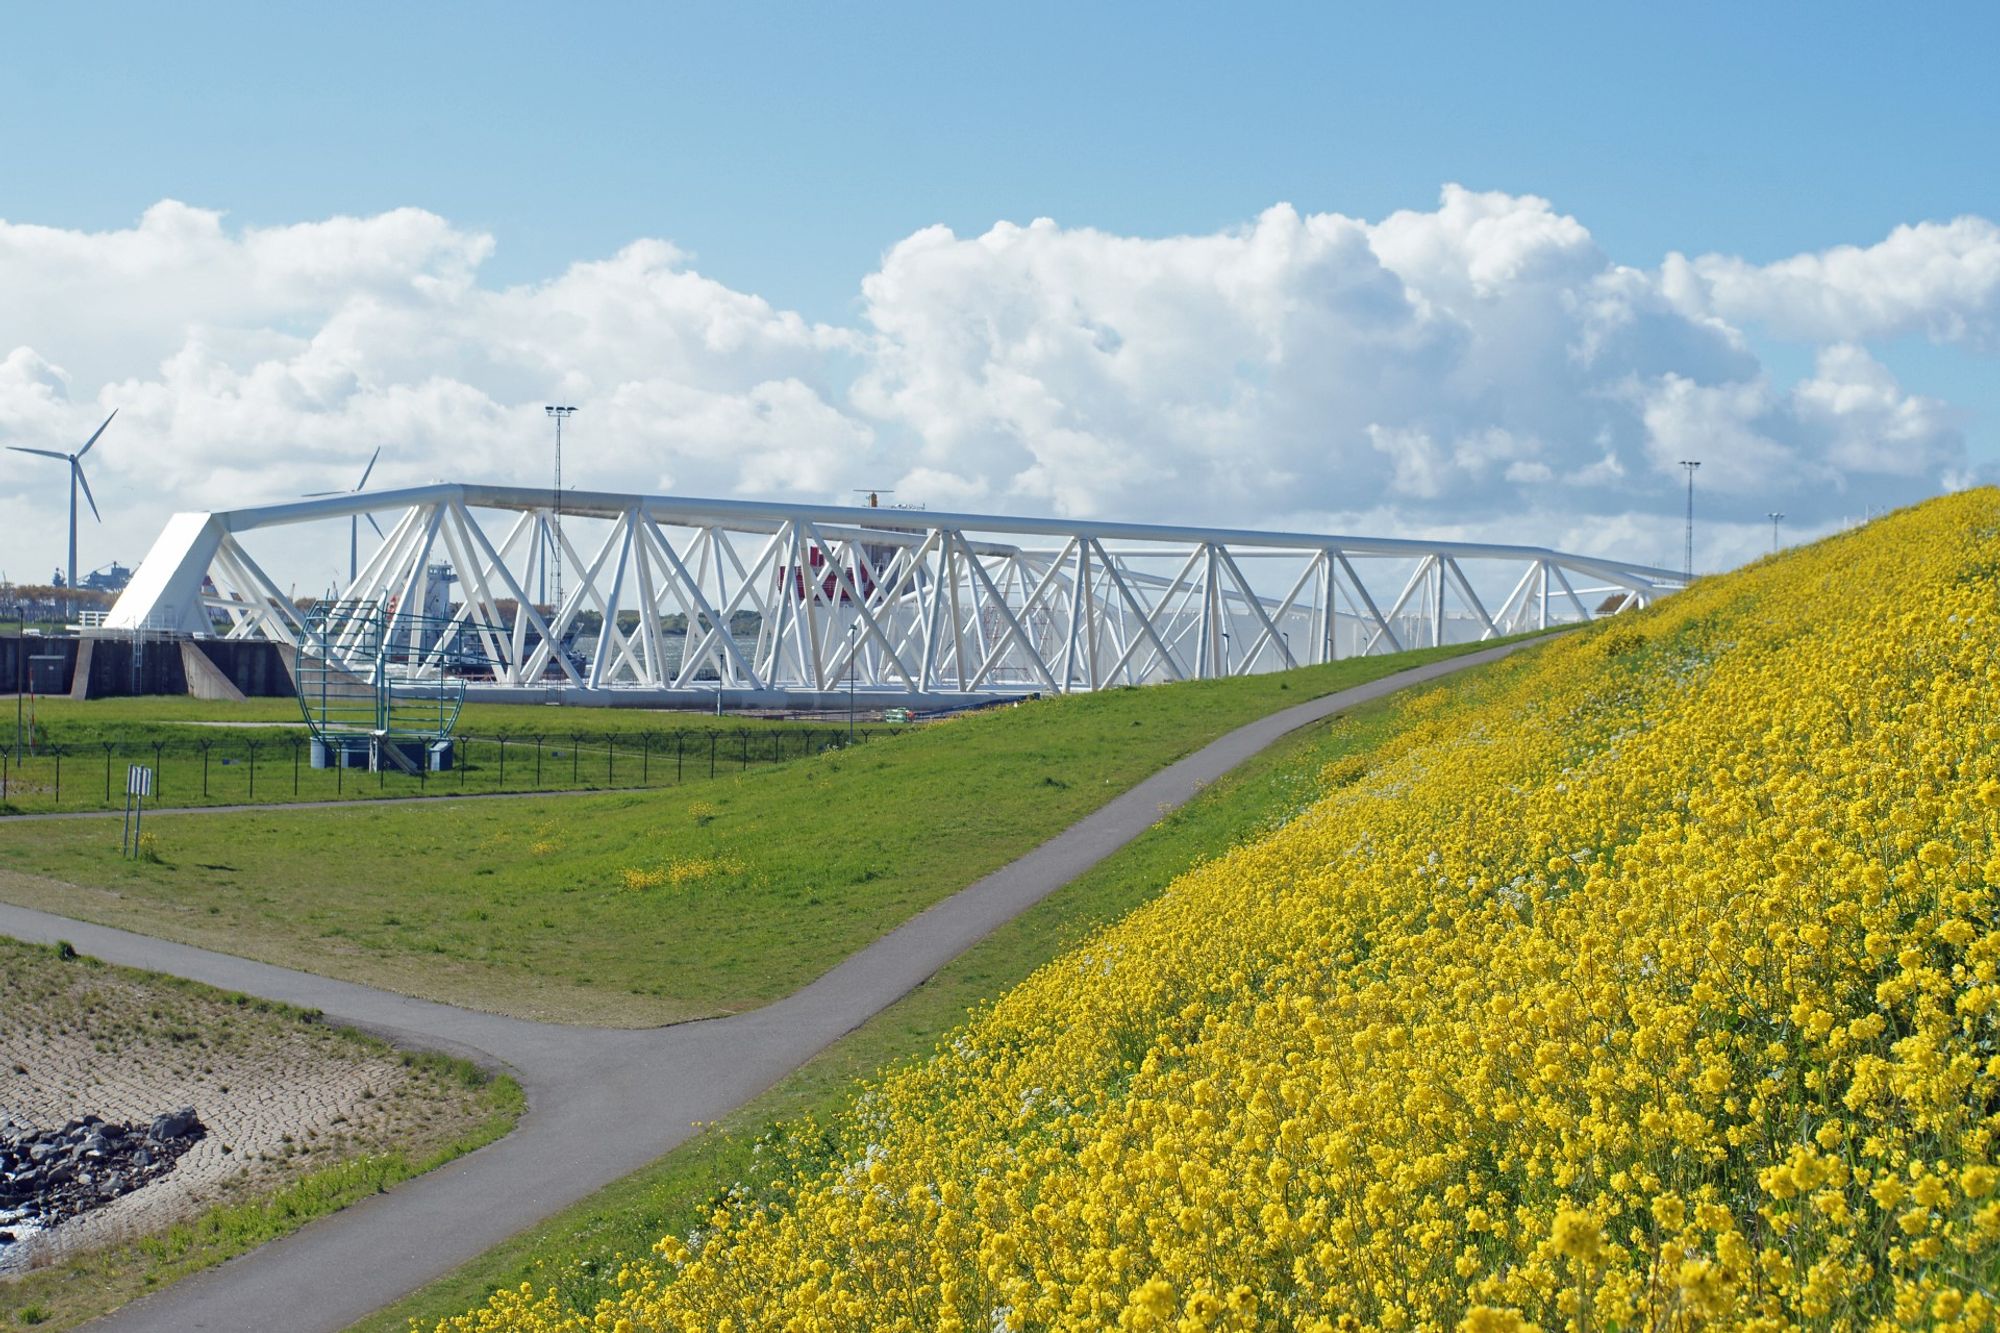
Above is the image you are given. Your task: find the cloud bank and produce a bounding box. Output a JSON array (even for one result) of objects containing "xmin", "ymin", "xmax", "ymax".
[{"xmin": 1, "ymin": 187, "xmax": 1992, "ymax": 587}]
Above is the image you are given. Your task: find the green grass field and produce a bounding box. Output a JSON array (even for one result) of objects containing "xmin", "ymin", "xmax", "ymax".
[
  {"xmin": 353, "ymin": 640, "xmax": 1549, "ymax": 1331},
  {"xmin": 0, "ymin": 642, "xmax": 1519, "ymax": 1024}
]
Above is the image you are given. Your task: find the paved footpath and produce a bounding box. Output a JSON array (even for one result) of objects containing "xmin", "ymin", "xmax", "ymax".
[{"xmin": 0, "ymin": 640, "xmax": 1539, "ymax": 1332}]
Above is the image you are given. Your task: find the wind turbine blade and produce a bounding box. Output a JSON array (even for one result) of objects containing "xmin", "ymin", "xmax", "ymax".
[
  {"xmin": 7, "ymin": 446, "xmax": 69, "ymax": 460},
  {"xmin": 77, "ymin": 409, "xmax": 117, "ymax": 459},
  {"xmin": 75, "ymin": 463, "xmax": 101, "ymax": 522},
  {"xmin": 365, "ymin": 512, "xmax": 386, "ymax": 539},
  {"xmin": 356, "ymin": 445, "xmax": 381, "ymax": 490}
]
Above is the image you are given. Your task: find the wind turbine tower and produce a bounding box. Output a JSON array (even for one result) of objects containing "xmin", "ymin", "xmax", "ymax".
[
  {"xmin": 8, "ymin": 410, "xmax": 115, "ymax": 614},
  {"xmin": 302, "ymin": 446, "xmax": 386, "ymax": 586}
]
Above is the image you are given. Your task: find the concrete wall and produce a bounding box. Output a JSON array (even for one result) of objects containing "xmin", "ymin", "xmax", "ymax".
[
  {"xmin": 0, "ymin": 636, "xmax": 293, "ymax": 699},
  {"xmin": 0, "ymin": 637, "xmax": 79, "ymax": 694},
  {"xmin": 76, "ymin": 639, "xmax": 191, "ymax": 697},
  {"xmin": 194, "ymin": 640, "xmax": 295, "ymax": 697}
]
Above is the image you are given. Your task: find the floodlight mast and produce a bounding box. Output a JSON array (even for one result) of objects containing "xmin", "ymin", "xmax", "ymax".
[
  {"xmin": 1679, "ymin": 460, "xmax": 1701, "ymax": 582},
  {"xmin": 546, "ymin": 406, "xmax": 577, "ymax": 615},
  {"xmin": 13, "ymin": 597, "xmax": 23, "ymax": 763}
]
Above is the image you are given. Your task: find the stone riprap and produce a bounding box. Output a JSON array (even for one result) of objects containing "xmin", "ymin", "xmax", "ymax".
[
  {"xmin": 0, "ymin": 934, "xmax": 506, "ymax": 1291},
  {"xmin": 0, "ymin": 1108, "xmax": 206, "ymax": 1261}
]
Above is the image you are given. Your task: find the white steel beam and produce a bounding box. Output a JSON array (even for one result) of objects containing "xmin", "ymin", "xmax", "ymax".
[{"xmin": 107, "ymin": 482, "xmax": 1680, "ymax": 704}]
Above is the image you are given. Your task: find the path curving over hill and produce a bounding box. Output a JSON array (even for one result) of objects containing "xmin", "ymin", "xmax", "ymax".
[{"xmin": 0, "ymin": 639, "xmax": 1542, "ymax": 1332}]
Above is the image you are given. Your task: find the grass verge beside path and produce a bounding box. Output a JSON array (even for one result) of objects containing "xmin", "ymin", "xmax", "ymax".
[
  {"xmin": 0, "ymin": 641, "xmax": 1526, "ymax": 1025},
  {"xmin": 353, "ymin": 640, "xmax": 1546, "ymax": 1332},
  {"xmin": 0, "ymin": 940, "xmax": 521, "ymax": 1331}
]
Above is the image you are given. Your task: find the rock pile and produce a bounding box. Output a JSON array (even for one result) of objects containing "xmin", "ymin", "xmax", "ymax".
[{"xmin": 0, "ymin": 1108, "xmax": 206, "ymax": 1242}]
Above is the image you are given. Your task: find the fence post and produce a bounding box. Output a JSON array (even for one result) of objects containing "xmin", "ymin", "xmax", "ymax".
[
  {"xmin": 52, "ymin": 746, "xmax": 62, "ymax": 805},
  {"xmin": 607, "ymin": 734, "xmax": 615, "ymax": 785},
  {"xmin": 676, "ymin": 732, "xmax": 684, "ymax": 783},
  {"xmin": 152, "ymin": 741, "xmax": 166, "ymax": 800},
  {"xmin": 292, "ymin": 737, "xmax": 301, "ymax": 795},
  {"xmin": 460, "ymin": 737, "xmax": 468, "ymax": 787},
  {"xmin": 709, "ymin": 732, "xmax": 717, "ymax": 778},
  {"xmin": 3, "ymin": 750, "xmax": 8, "ymax": 802},
  {"xmin": 199, "ymin": 740, "xmax": 212, "ymax": 798},
  {"xmin": 640, "ymin": 734, "xmax": 650, "ymax": 783},
  {"xmin": 571, "ymin": 733, "xmax": 582, "ymax": 785},
  {"xmin": 247, "ymin": 740, "xmax": 259, "ymax": 800},
  {"xmin": 498, "ymin": 737, "xmax": 508, "ymax": 788},
  {"xmin": 740, "ymin": 729, "xmax": 749, "ymax": 770},
  {"xmin": 103, "ymin": 742, "xmax": 115, "ymax": 803},
  {"xmin": 534, "ymin": 735, "xmax": 543, "ymax": 787}
]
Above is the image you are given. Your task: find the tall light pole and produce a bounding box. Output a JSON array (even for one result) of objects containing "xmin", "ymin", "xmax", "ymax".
[
  {"xmin": 13, "ymin": 599, "xmax": 24, "ymax": 763},
  {"xmin": 1767, "ymin": 511, "xmax": 1784, "ymax": 555},
  {"xmin": 545, "ymin": 406, "xmax": 577, "ymax": 613},
  {"xmin": 1679, "ymin": 461, "xmax": 1701, "ymax": 582}
]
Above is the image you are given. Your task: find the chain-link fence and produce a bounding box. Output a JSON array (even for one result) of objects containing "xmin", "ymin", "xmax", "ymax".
[{"xmin": 0, "ymin": 726, "xmax": 878, "ymax": 814}]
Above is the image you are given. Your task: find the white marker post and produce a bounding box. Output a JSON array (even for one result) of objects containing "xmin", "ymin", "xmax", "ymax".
[{"xmin": 123, "ymin": 764, "xmax": 153, "ymax": 857}]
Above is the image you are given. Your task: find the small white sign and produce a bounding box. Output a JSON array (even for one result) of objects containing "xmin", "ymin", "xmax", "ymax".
[{"xmin": 127, "ymin": 765, "xmax": 153, "ymax": 797}]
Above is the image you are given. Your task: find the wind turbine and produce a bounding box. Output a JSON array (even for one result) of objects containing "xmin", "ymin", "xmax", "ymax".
[
  {"xmin": 8, "ymin": 410, "xmax": 114, "ymax": 612},
  {"xmin": 303, "ymin": 447, "xmax": 386, "ymax": 586}
]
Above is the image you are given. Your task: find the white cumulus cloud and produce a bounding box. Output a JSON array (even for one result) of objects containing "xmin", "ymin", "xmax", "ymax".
[
  {"xmin": 851, "ymin": 186, "xmax": 1972, "ymax": 563},
  {"xmin": 0, "ymin": 188, "xmax": 1990, "ymax": 589},
  {"xmin": 1663, "ymin": 215, "xmax": 2000, "ymax": 347}
]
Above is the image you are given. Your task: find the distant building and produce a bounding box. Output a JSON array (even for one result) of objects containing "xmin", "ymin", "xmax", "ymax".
[{"xmin": 80, "ymin": 562, "xmax": 133, "ymax": 593}]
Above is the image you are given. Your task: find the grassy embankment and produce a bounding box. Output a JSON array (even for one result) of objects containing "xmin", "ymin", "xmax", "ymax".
[
  {"xmin": 435, "ymin": 497, "xmax": 2000, "ymax": 1328},
  {"xmin": 0, "ymin": 699, "xmax": 838, "ymax": 815},
  {"xmin": 0, "ymin": 641, "xmax": 1524, "ymax": 1025},
  {"xmin": 355, "ymin": 638, "xmax": 1549, "ymax": 1331},
  {"xmin": 0, "ymin": 939, "xmax": 521, "ymax": 1332}
]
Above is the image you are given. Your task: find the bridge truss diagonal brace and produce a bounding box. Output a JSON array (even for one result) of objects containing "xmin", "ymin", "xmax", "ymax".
[{"xmin": 103, "ymin": 483, "xmax": 1684, "ymax": 704}]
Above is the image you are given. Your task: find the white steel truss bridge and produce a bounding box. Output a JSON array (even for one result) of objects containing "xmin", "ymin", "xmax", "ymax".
[{"xmin": 107, "ymin": 484, "xmax": 1684, "ymax": 708}]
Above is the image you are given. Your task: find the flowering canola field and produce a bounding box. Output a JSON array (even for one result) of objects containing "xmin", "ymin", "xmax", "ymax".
[{"xmin": 444, "ymin": 492, "xmax": 2000, "ymax": 1330}]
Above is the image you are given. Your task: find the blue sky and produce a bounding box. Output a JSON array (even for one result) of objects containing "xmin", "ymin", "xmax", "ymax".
[
  {"xmin": 8, "ymin": 2, "xmax": 1993, "ymax": 317},
  {"xmin": 2, "ymin": 2, "xmax": 1997, "ymax": 583}
]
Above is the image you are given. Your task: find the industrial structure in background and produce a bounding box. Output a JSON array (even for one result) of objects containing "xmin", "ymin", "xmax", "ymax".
[{"xmin": 102, "ymin": 484, "xmax": 1685, "ymax": 709}]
